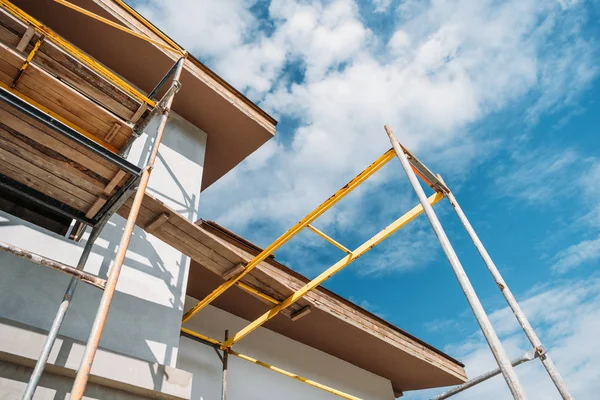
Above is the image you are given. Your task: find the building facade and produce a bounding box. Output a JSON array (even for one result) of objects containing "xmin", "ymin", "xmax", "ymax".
[{"xmin": 0, "ymin": 1, "xmax": 466, "ymax": 399}]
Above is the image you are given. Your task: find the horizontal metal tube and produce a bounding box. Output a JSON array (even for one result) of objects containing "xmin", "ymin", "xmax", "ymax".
[
  {"xmin": 0, "ymin": 241, "xmax": 105, "ymax": 289},
  {"xmin": 432, "ymin": 351, "xmax": 537, "ymax": 400}
]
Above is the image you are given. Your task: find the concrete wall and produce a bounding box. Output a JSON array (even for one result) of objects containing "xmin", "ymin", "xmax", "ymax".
[
  {"xmin": 180, "ymin": 298, "xmax": 396, "ymax": 400},
  {"xmin": 0, "ymin": 111, "xmax": 207, "ymax": 369}
]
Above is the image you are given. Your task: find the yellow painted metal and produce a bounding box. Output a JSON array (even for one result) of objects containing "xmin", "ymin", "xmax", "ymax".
[
  {"xmin": 181, "ymin": 327, "xmax": 222, "ymax": 346},
  {"xmin": 224, "ymin": 192, "xmax": 445, "ymax": 347},
  {"xmin": 307, "ymin": 224, "xmax": 352, "ymax": 254},
  {"xmin": 236, "ymin": 282, "xmax": 280, "ymax": 304},
  {"xmin": 181, "ymin": 149, "xmax": 397, "ymax": 323},
  {"xmin": 112, "ymin": 0, "xmax": 184, "ymax": 54},
  {"xmin": 0, "ymin": 0, "xmax": 156, "ymax": 107},
  {"xmin": 19, "ymin": 36, "xmax": 41, "ymax": 70},
  {"xmin": 52, "ymin": 0, "xmax": 184, "ymax": 56},
  {"xmin": 12, "ymin": 36, "xmax": 42, "ymax": 87},
  {"xmin": 231, "ymin": 350, "xmax": 362, "ymax": 400},
  {"xmin": 0, "ymin": 80, "xmax": 119, "ymax": 153},
  {"xmin": 180, "ymin": 328, "xmax": 361, "ymax": 399}
]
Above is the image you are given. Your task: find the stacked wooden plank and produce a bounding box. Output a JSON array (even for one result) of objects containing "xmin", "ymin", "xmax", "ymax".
[
  {"xmin": 0, "ymin": 6, "xmax": 147, "ymax": 222},
  {"xmin": 0, "ymin": 100, "xmax": 132, "ymax": 219},
  {"xmin": 0, "ymin": 8, "xmax": 145, "ymax": 150}
]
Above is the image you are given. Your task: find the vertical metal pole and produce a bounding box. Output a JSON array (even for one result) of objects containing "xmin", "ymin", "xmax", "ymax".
[
  {"xmin": 384, "ymin": 125, "xmax": 527, "ymax": 400},
  {"xmin": 22, "ymin": 176, "xmax": 140, "ymax": 400},
  {"xmin": 221, "ymin": 330, "xmax": 229, "ymax": 400},
  {"xmin": 440, "ymin": 177, "xmax": 573, "ymax": 400},
  {"xmin": 69, "ymin": 58, "xmax": 185, "ymax": 400},
  {"xmin": 21, "ymin": 226, "xmax": 100, "ymax": 400}
]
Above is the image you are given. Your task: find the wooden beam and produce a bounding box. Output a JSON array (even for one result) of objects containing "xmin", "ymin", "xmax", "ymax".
[
  {"xmin": 290, "ymin": 305, "xmax": 312, "ymax": 321},
  {"xmin": 15, "ymin": 25, "xmax": 34, "ymax": 52},
  {"xmin": 144, "ymin": 212, "xmax": 170, "ymax": 233},
  {"xmin": 130, "ymin": 103, "xmax": 147, "ymax": 124},
  {"xmin": 103, "ymin": 170, "xmax": 127, "ymax": 195},
  {"xmin": 85, "ymin": 196, "xmax": 107, "ymax": 219},
  {"xmin": 222, "ymin": 262, "xmax": 245, "ymax": 280},
  {"xmin": 104, "ymin": 123, "xmax": 121, "ymax": 142}
]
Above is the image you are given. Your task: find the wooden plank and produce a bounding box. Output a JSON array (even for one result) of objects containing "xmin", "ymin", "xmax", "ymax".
[
  {"xmin": 85, "ymin": 196, "xmax": 107, "ymax": 218},
  {"xmin": 0, "ymin": 10, "xmax": 140, "ymax": 121},
  {"xmin": 0, "ymin": 102, "xmax": 118, "ymax": 180},
  {"xmin": 0, "ymin": 150, "xmax": 91, "ymax": 211},
  {"xmin": 104, "ymin": 123, "xmax": 121, "ymax": 142},
  {"xmin": 15, "ymin": 25, "xmax": 34, "ymax": 52},
  {"xmin": 290, "ymin": 305, "xmax": 312, "ymax": 321},
  {"xmin": 0, "ymin": 142, "xmax": 96, "ymax": 205},
  {"xmin": 118, "ymin": 195, "xmax": 307, "ymax": 316},
  {"xmin": 16, "ymin": 25, "xmax": 35, "ymax": 52},
  {"xmin": 0, "ymin": 41, "xmax": 133, "ymax": 148},
  {"xmin": 38, "ymin": 41, "xmax": 139, "ymax": 115},
  {"xmin": 144, "ymin": 212, "xmax": 169, "ymax": 233},
  {"xmin": 103, "ymin": 170, "xmax": 127, "ymax": 195},
  {"xmin": 0, "ymin": 124, "xmax": 105, "ymax": 196},
  {"xmin": 222, "ymin": 262, "xmax": 245, "ymax": 280},
  {"xmin": 129, "ymin": 103, "xmax": 147, "ymax": 124}
]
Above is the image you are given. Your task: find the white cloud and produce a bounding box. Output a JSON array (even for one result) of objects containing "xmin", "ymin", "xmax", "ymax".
[
  {"xmin": 551, "ymin": 237, "xmax": 600, "ymax": 273},
  {"xmin": 493, "ymin": 148, "xmax": 581, "ymax": 205},
  {"xmin": 371, "ymin": 0, "xmax": 393, "ymax": 13},
  {"xmin": 407, "ymin": 277, "xmax": 600, "ymax": 399},
  {"xmin": 132, "ymin": 0, "xmax": 598, "ymax": 274}
]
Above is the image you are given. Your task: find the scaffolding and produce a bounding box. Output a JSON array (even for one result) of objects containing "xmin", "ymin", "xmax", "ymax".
[
  {"xmin": 0, "ymin": 1, "xmax": 574, "ymax": 400},
  {"xmin": 179, "ymin": 126, "xmax": 574, "ymax": 400}
]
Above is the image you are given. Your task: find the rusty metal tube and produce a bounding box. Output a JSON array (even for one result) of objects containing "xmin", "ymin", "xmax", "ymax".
[
  {"xmin": 384, "ymin": 125, "xmax": 527, "ymax": 400},
  {"xmin": 21, "ymin": 224, "xmax": 102, "ymax": 400},
  {"xmin": 0, "ymin": 241, "xmax": 105, "ymax": 290},
  {"xmin": 69, "ymin": 58, "xmax": 184, "ymax": 400},
  {"xmin": 432, "ymin": 351, "xmax": 538, "ymax": 400}
]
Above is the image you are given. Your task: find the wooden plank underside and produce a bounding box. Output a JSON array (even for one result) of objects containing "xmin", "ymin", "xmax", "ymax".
[
  {"xmin": 0, "ymin": 100, "xmax": 131, "ymax": 217},
  {"xmin": 0, "ymin": 8, "xmax": 142, "ymax": 122},
  {"xmin": 0, "ymin": 41, "xmax": 132, "ymax": 149},
  {"xmin": 116, "ymin": 192, "xmax": 466, "ymax": 380}
]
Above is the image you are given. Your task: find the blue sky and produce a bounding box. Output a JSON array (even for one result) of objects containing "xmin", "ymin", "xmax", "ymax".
[{"xmin": 131, "ymin": 0, "xmax": 599, "ymax": 398}]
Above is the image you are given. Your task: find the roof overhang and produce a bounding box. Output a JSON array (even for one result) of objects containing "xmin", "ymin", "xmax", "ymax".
[
  {"xmin": 187, "ymin": 221, "xmax": 467, "ymax": 397},
  {"xmin": 13, "ymin": 0, "xmax": 277, "ymax": 190}
]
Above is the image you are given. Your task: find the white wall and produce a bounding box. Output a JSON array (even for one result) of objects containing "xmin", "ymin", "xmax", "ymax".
[
  {"xmin": 0, "ymin": 112, "xmax": 206, "ymax": 368},
  {"xmin": 180, "ymin": 297, "xmax": 396, "ymax": 400}
]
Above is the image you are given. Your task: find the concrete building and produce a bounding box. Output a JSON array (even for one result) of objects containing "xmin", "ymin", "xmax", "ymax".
[{"xmin": 0, "ymin": 1, "xmax": 466, "ymax": 399}]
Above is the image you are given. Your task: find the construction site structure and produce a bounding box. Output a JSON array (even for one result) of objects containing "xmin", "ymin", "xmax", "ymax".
[{"xmin": 0, "ymin": 1, "xmax": 572, "ymax": 399}]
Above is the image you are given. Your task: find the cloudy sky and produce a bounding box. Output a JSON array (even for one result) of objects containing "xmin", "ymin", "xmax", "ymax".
[{"xmin": 129, "ymin": 0, "xmax": 599, "ymax": 398}]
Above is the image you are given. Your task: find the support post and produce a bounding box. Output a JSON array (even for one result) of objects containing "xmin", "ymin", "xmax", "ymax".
[
  {"xmin": 21, "ymin": 175, "xmax": 140, "ymax": 400},
  {"xmin": 440, "ymin": 177, "xmax": 573, "ymax": 400},
  {"xmin": 221, "ymin": 330, "xmax": 229, "ymax": 400},
  {"xmin": 69, "ymin": 58, "xmax": 184, "ymax": 400},
  {"xmin": 384, "ymin": 125, "xmax": 527, "ymax": 400},
  {"xmin": 431, "ymin": 350, "xmax": 538, "ymax": 400},
  {"xmin": 22, "ymin": 225, "xmax": 101, "ymax": 400}
]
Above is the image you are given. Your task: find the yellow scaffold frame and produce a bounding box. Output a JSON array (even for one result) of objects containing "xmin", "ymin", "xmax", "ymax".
[
  {"xmin": 0, "ymin": 0, "xmax": 187, "ymax": 108},
  {"xmin": 181, "ymin": 142, "xmax": 448, "ymax": 399}
]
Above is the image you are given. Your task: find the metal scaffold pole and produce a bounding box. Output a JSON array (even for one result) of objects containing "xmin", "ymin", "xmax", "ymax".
[
  {"xmin": 22, "ymin": 226, "xmax": 99, "ymax": 400},
  {"xmin": 439, "ymin": 177, "xmax": 573, "ymax": 400},
  {"xmin": 69, "ymin": 56, "xmax": 185, "ymax": 400},
  {"xmin": 21, "ymin": 178, "xmax": 139, "ymax": 400},
  {"xmin": 384, "ymin": 125, "xmax": 527, "ymax": 400},
  {"xmin": 221, "ymin": 330, "xmax": 229, "ymax": 400},
  {"xmin": 432, "ymin": 350, "xmax": 539, "ymax": 400}
]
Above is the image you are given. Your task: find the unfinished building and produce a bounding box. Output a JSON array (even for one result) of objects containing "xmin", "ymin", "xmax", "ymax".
[{"xmin": 0, "ymin": 1, "xmax": 572, "ymax": 400}]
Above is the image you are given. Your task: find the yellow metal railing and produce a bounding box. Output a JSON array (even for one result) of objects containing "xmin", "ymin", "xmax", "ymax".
[
  {"xmin": 180, "ymin": 329, "xmax": 362, "ymax": 400},
  {"xmin": 0, "ymin": 0, "xmax": 168, "ymax": 107},
  {"xmin": 179, "ymin": 143, "xmax": 449, "ymax": 399}
]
